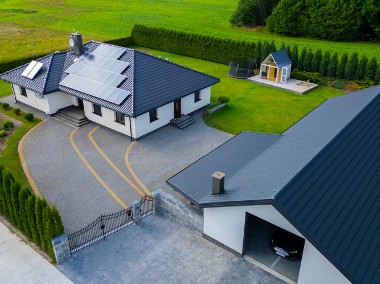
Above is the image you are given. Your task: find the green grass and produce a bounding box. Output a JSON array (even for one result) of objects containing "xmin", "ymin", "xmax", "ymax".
[
  {"xmin": 0, "ymin": 106, "xmax": 40, "ymax": 186},
  {"xmin": 135, "ymin": 46, "xmax": 344, "ymax": 134},
  {"xmin": 0, "ymin": 0, "xmax": 379, "ymax": 65},
  {"xmin": 0, "ymin": 81, "xmax": 12, "ymax": 98}
]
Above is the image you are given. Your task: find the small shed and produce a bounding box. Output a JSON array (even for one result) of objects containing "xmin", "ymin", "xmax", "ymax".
[{"xmin": 260, "ymin": 50, "xmax": 291, "ymax": 83}]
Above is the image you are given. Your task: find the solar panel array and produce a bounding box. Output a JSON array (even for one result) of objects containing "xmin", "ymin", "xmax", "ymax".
[
  {"xmin": 21, "ymin": 60, "xmax": 43, "ymax": 79},
  {"xmin": 61, "ymin": 44, "xmax": 131, "ymax": 105},
  {"xmin": 60, "ymin": 74, "xmax": 130, "ymax": 105}
]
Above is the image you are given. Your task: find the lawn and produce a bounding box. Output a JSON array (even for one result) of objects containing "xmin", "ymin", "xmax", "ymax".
[
  {"xmin": 0, "ymin": 0, "xmax": 379, "ymax": 65},
  {"xmin": 0, "ymin": 81, "xmax": 12, "ymax": 98},
  {"xmin": 135, "ymin": 46, "xmax": 344, "ymax": 134}
]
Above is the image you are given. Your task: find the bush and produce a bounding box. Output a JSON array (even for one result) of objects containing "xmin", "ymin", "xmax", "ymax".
[
  {"xmin": 319, "ymin": 51, "xmax": 330, "ymax": 76},
  {"xmin": 337, "ymin": 53, "xmax": 348, "ymax": 79},
  {"xmin": 218, "ymin": 96, "xmax": 230, "ymax": 104},
  {"xmin": 345, "ymin": 52, "xmax": 359, "ymax": 80},
  {"xmin": 24, "ymin": 113, "xmax": 34, "ymax": 121},
  {"xmin": 3, "ymin": 120, "xmax": 13, "ymax": 130},
  {"xmin": 354, "ymin": 78, "xmax": 377, "ymax": 89},
  {"xmin": 330, "ymin": 79, "xmax": 346, "ymax": 90},
  {"xmin": 0, "ymin": 130, "xmax": 6, "ymax": 137},
  {"xmin": 366, "ymin": 57, "xmax": 378, "ymax": 80},
  {"xmin": 303, "ymin": 49, "xmax": 313, "ymax": 72},
  {"xmin": 291, "ymin": 69, "xmax": 324, "ymax": 84},
  {"xmin": 327, "ymin": 53, "xmax": 339, "ymax": 77},
  {"xmin": 2, "ymin": 103, "xmax": 10, "ymax": 110},
  {"xmin": 355, "ymin": 55, "xmax": 368, "ymax": 80},
  {"xmin": 311, "ymin": 49, "xmax": 322, "ymax": 72},
  {"xmin": 13, "ymin": 108, "xmax": 21, "ymax": 115}
]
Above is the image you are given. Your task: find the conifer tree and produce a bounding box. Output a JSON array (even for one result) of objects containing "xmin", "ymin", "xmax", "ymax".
[
  {"xmin": 319, "ymin": 51, "xmax": 330, "ymax": 76},
  {"xmin": 304, "ymin": 49, "xmax": 314, "ymax": 72},
  {"xmin": 345, "ymin": 52, "xmax": 359, "ymax": 80},
  {"xmin": 327, "ymin": 53, "xmax": 339, "ymax": 77},
  {"xmin": 260, "ymin": 41, "xmax": 271, "ymax": 63},
  {"xmin": 374, "ymin": 64, "xmax": 380, "ymax": 82},
  {"xmin": 254, "ymin": 40, "xmax": 262, "ymax": 67},
  {"xmin": 311, "ymin": 49, "xmax": 322, "ymax": 72},
  {"xmin": 337, "ymin": 53, "xmax": 348, "ymax": 78},
  {"xmin": 291, "ymin": 45, "xmax": 299, "ymax": 69},
  {"xmin": 27, "ymin": 196, "xmax": 39, "ymax": 245},
  {"xmin": 355, "ymin": 55, "xmax": 368, "ymax": 80},
  {"xmin": 365, "ymin": 57, "xmax": 378, "ymax": 80},
  {"xmin": 10, "ymin": 181, "xmax": 21, "ymax": 229},
  {"xmin": 19, "ymin": 187, "xmax": 31, "ymax": 238},
  {"xmin": 298, "ymin": 48, "xmax": 307, "ymax": 71}
]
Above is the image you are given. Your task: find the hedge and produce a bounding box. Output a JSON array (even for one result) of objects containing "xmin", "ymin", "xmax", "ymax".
[{"xmin": 0, "ymin": 165, "xmax": 64, "ymax": 262}]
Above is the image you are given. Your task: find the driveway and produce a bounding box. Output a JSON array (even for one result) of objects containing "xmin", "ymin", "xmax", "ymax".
[
  {"xmin": 21, "ymin": 109, "xmax": 231, "ymax": 233},
  {"xmin": 58, "ymin": 215, "xmax": 284, "ymax": 284}
]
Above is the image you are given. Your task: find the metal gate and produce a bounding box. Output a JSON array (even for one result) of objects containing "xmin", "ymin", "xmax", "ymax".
[{"xmin": 68, "ymin": 196, "xmax": 153, "ymax": 253}]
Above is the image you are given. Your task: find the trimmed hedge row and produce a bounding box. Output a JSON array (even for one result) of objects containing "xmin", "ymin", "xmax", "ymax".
[
  {"xmin": 131, "ymin": 24, "xmax": 256, "ymax": 65},
  {"xmin": 0, "ymin": 165, "xmax": 64, "ymax": 262}
]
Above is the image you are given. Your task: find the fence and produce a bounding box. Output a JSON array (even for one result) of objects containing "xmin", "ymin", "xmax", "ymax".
[{"xmin": 67, "ymin": 196, "xmax": 153, "ymax": 253}]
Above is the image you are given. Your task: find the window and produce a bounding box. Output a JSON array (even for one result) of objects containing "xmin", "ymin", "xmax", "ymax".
[
  {"xmin": 93, "ymin": 104, "xmax": 102, "ymax": 116},
  {"xmin": 115, "ymin": 112, "xmax": 125, "ymax": 125},
  {"xmin": 20, "ymin": 86, "xmax": 27, "ymax": 97},
  {"xmin": 149, "ymin": 109, "xmax": 158, "ymax": 123},
  {"xmin": 194, "ymin": 90, "xmax": 201, "ymax": 102}
]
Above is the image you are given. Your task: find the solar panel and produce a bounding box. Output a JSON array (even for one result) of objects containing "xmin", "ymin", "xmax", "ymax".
[
  {"xmin": 77, "ymin": 53, "xmax": 129, "ymax": 73},
  {"xmin": 65, "ymin": 62, "xmax": 126, "ymax": 87},
  {"xmin": 21, "ymin": 61, "xmax": 43, "ymax": 79},
  {"xmin": 92, "ymin": 44, "xmax": 126, "ymax": 59},
  {"xmin": 60, "ymin": 74, "xmax": 130, "ymax": 105}
]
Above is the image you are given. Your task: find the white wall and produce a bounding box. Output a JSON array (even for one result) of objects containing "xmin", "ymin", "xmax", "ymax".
[
  {"xmin": 83, "ymin": 101, "xmax": 133, "ymax": 137},
  {"xmin": 133, "ymin": 102, "xmax": 173, "ymax": 138},
  {"xmin": 46, "ymin": 91, "xmax": 77, "ymax": 114},
  {"xmin": 203, "ymin": 204, "xmax": 350, "ymax": 284},
  {"xmin": 13, "ymin": 84, "xmax": 49, "ymax": 113},
  {"xmin": 284, "ymin": 64, "xmax": 292, "ymax": 79},
  {"xmin": 181, "ymin": 87, "xmax": 211, "ymax": 115}
]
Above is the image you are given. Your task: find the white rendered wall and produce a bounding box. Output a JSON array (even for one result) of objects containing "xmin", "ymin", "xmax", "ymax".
[
  {"xmin": 46, "ymin": 91, "xmax": 77, "ymax": 114},
  {"xmin": 13, "ymin": 84, "xmax": 49, "ymax": 113},
  {"xmin": 284, "ymin": 64, "xmax": 292, "ymax": 79},
  {"xmin": 83, "ymin": 101, "xmax": 133, "ymax": 137},
  {"xmin": 133, "ymin": 102, "xmax": 173, "ymax": 138},
  {"xmin": 181, "ymin": 87, "xmax": 211, "ymax": 115}
]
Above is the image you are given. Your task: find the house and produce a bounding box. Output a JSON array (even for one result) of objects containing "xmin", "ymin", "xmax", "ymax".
[
  {"xmin": 0, "ymin": 33, "xmax": 219, "ymax": 139},
  {"xmin": 168, "ymin": 85, "xmax": 380, "ymax": 284},
  {"xmin": 259, "ymin": 50, "xmax": 291, "ymax": 83}
]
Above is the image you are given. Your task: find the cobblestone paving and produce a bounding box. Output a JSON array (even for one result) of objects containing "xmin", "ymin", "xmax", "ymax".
[{"xmin": 58, "ymin": 215, "xmax": 285, "ymax": 284}]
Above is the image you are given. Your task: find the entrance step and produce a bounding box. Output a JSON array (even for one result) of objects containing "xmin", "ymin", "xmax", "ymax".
[
  {"xmin": 170, "ymin": 115, "xmax": 195, "ymax": 129},
  {"xmin": 53, "ymin": 106, "xmax": 91, "ymax": 128}
]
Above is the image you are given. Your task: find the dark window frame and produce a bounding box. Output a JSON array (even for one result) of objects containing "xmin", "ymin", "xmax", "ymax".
[
  {"xmin": 93, "ymin": 104, "xmax": 102, "ymax": 116},
  {"xmin": 20, "ymin": 86, "xmax": 27, "ymax": 97},
  {"xmin": 194, "ymin": 90, "xmax": 201, "ymax": 102},
  {"xmin": 115, "ymin": 111, "xmax": 125, "ymax": 125},
  {"xmin": 149, "ymin": 109, "xmax": 158, "ymax": 123}
]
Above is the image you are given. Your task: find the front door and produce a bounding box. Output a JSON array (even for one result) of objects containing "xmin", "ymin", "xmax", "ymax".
[
  {"xmin": 77, "ymin": 98, "xmax": 84, "ymax": 110},
  {"xmin": 174, "ymin": 99, "xmax": 181, "ymax": 118}
]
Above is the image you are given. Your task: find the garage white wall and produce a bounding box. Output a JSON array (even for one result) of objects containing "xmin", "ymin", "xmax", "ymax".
[
  {"xmin": 13, "ymin": 84, "xmax": 49, "ymax": 113},
  {"xmin": 181, "ymin": 87, "xmax": 211, "ymax": 115},
  {"xmin": 46, "ymin": 91, "xmax": 77, "ymax": 114},
  {"xmin": 133, "ymin": 102, "xmax": 173, "ymax": 138},
  {"xmin": 83, "ymin": 101, "xmax": 133, "ymax": 137}
]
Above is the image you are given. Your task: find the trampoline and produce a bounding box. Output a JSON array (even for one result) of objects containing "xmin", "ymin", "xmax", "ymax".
[{"xmin": 228, "ymin": 57, "xmax": 256, "ymax": 79}]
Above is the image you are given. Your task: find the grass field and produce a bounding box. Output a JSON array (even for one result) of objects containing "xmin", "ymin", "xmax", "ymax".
[
  {"xmin": 136, "ymin": 47, "xmax": 344, "ymax": 134},
  {"xmin": 0, "ymin": 0, "xmax": 379, "ymax": 65}
]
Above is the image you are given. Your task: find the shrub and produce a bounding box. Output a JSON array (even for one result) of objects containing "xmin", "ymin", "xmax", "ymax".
[
  {"xmin": 330, "ymin": 79, "xmax": 346, "ymax": 90},
  {"xmin": 14, "ymin": 108, "xmax": 21, "ymax": 115},
  {"xmin": 355, "ymin": 55, "xmax": 368, "ymax": 80},
  {"xmin": 3, "ymin": 120, "xmax": 13, "ymax": 130},
  {"xmin": 327, "ymin": 53, "xmax": 339, "ymax": 77},
  {"xmin": 298, "ymin": 48, "xmax": 307, "ymax": 71},
  {"xmin": 365, "ymin": 57, "xmax": 377, "ymax": 80},
  {"xmin": 319, "ymin": 51, "xmax": 330, "ymax": 76},
  {"xmin": 291, "ymin": 69, "xmax": 324, "ymax": 84},
  {"xmin": 24, "ymin": 113, "xmax": 34, "ymax": 121},
  {"xmin": 354, "ymin": 78, "xmax": 377, "ymax": 89},
  {"xmin": 218, "ymin": 96, "xmax": 230, "ymax": 104},
  {"xmin": 375, "ymin": 64, "xmax": 380, "ymax": 82},
  {"xmin": 311, "ymin": 49, "xmax": 322, "ymax": 72},
  {"xmin": 0, "ymin": 130, "xmax": 6, "ymax": 137},
  {"xmin": 345, "ymin": 52, "xmax": 359, "ymax": 80},
  {"xmin": 303, "ymin": 49, "xmax": 313, "ymax": 72},
  {"xmin": 2, "ymin": 103, "xmax": 10, "ymax": 110},
  {"xmin": 337, "ymin": 53, "xmax": 348, "ymax": 79},
  {"xmin": 291, "ymin": 45, "xmax": 299, "ymax": 69}
]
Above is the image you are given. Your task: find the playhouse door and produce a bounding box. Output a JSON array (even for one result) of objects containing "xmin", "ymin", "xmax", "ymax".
[
  {"xmin": 281, "ymin": 67, "xmax": 288, "ymax": 83},
  {"xmin": 269, "ymin": 67, "xmax": 276, "ymax": 81}
]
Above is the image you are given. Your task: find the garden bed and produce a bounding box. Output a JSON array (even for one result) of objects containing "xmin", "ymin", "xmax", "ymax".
[{"xmin": 0, "ymin": 112, "xmax": 22, "ymax": 154}]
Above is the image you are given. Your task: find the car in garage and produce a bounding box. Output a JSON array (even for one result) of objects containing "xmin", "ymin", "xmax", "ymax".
[{"xmin": 271, "ymin": 228, "xmax": 305, "ymax": 260}]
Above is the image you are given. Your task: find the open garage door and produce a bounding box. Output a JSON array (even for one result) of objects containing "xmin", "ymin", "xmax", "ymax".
[{"xmin": 243, "ymin": 213, "xmax": 304, "ymax": 283}]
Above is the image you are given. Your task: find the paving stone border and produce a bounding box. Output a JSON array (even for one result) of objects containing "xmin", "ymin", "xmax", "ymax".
[{"xmin": 152, "ymin": 189, "xmax": 203, "ymax": 233}]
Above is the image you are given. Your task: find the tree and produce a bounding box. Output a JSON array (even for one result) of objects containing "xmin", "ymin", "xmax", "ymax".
[
  {"xmin": 0, "ymin": 165, "xmax": 5, "ymax": 215},
  {"xmin": 365, "ymin": 57, "xmax": 378, "ymax": 80},
  {"xmin": 319, "ymin": 51, "xmax": 330, "ymax": 76},
  {"xmin": 355, "ymin": 55, "xmax": 368, "ymax": 80},
  {"xmin": 51, "ymin": 207, "xmax": 64, "ymax": 237},
  {"xmin": 291, "ymin": 45, "xmax": 299, "ymax": 69},
  {"xmin": 337, "ymin": 53, "xmax": 348, "ymax": 78},
  {"xmin": 327, "ymin": 53, "xmax": 339, "ymax": 77},
  {"xmin": 298, "ymin": 47, "xmax": 307, "ymax": 71},
  {"xmin": 311, "ymin": 49, "xmax": 322, "ymax": 72},
  {"xmin": 26, "ymin": 196, "xmax": 39, "ymax": 245},
  {"xmin": 35, "ymin": 198, "xmax": 45, "ymax": 248},
  {"xmin": 260, "ymin": 41, "xmax": 271, "ymax": 63},
  {"xmin": 345, "ymin": 52, "xmax": 359, "ymax": 80},
  {"xmin": 375, "ymin": 63, "xmax": 380, "ymax": 82},
  {"xmin": 304, "ymin": 49, "xmax": 314, "ymax": 72},
  {"xmin": 10, "ymin": 181, "xmax": 21, "ymax": 230},
  {"xmin": 2, "ymin": 171, "xmax": 12, "ymax": 219},
  {"xmin": 18, "ymin": 187, "xmax": 31, "ymax": 238},
  {"xmin": 269, "ymin": 41, "xmax": 276, "ymax": 54},
  {"xmin": 254, "ymin": 40, "xmax": 262, "ymax": 67}
]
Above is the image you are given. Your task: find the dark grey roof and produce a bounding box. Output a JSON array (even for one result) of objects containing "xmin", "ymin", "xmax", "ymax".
[
  {"xmin": 0, "ymin": 41, "xmax": 219, "ymax": 117},
  {"xmin": 274, "ymin": 88, "xmax": 380, "ymax": 284},
  {"xmin": 167, "ymin": 132, "xmax": 282, "ymax": 206},
  {"xmin": 270, "ymin": 50, "xmax": 291, "ymax": 68}
]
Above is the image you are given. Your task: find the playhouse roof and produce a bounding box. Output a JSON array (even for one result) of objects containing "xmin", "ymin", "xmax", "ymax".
[{"xmin": 267, "ymin": 50, "xmax": 291, "ymax": 68}]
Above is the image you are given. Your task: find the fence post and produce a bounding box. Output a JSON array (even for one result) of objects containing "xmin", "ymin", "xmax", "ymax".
[
  {"xmin": 100, "ymin": 215, "xmax": 106, "ymax": 240},
  {"xmin": 152, "ymin": 190, "xmax": 160, "ymax": 213},
  {"xmin": 52, "ymin": 233, "xmax": 71, "ymax": 264},
  {"xmin": 132, "ymin": 200, "xmax": 141, "ymax": 223}
]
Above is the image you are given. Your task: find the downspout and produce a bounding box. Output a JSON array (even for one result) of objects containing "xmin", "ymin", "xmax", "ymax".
[
  {"xmin": 128, "ymin": 116, "xmax": 133, "ymax": 142},
  {"xmin": 10, "ymin": 84, "xmax": 17, "ymax": 103}
]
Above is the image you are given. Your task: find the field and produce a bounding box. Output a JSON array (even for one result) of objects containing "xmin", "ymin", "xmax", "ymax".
[
  {"xmin": 136, "ymin": 47, "xmax": 344, "ymax": 134},
  {"xmin": 0, "ymin": 0, "xmax": 379, "ymax": 65}
]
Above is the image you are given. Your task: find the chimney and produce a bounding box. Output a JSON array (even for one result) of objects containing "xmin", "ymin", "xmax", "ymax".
[
  {"xmin": 69, "ymin": 32, "xmax": 84, "ymax": 55},
  {"xmin": 212, "ymin": 171, "xmax": 226, "ymax": 195}
]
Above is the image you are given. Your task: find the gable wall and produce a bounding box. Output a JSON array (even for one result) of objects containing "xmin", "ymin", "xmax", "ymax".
[
  {"xmin": 13, "ymin": 84, "xmax": 50, "ymax": 114},
  {"xmin": 46, "ymin": 91, "xmax": 77, "ymax": 114}
]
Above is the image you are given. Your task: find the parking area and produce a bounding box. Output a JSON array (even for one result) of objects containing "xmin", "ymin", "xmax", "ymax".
[{"xmin": 58, "ymin": 215, "xmax": 285, "ymax": 284}]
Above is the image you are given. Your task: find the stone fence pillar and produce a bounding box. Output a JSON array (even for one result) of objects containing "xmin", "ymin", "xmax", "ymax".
[{"xmin": 51, "ymin": 233, "xmax": 71, "ymax": 264}]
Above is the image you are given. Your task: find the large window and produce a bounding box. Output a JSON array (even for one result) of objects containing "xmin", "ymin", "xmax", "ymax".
[
  {"xmin": 194, "ymin": 90, "xmax": 201, "ymax": 102},
  {"xmin": 149, "ymin": 109, "xmax": 158, "ymax": 123},
  {"xmin": 93, "ymin": 104, "xmax": 102, "ymax": 116},
  {"xmin": 20, "ymin": 86, "xmax": 27, "ymax": 97},
  {"xmin": 115, "ymin": 112, "xmax": 125, "ymax": 125}
]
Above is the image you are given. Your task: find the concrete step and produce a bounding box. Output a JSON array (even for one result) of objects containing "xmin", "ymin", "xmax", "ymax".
[
  {"xmin": 54, "ymin": 110, "xmax": 91, "ymax": 128},
  {"xmin": 170, "ymin": 115, "xmax": 195, "ymax": 129}
]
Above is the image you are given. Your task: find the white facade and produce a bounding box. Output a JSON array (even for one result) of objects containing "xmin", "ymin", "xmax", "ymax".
[
  {"xmin": 181, "ymin": 87, "xmax": 211, "ymax": 115},
  {"xmin": 203, "ymin": 205, "xmax": 350, "ymax": 284}
]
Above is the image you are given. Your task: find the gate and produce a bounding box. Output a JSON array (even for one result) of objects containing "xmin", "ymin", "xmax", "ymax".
[{"xmin": 68, "ymin": 196, "xmax": 153, "ymax": 253}]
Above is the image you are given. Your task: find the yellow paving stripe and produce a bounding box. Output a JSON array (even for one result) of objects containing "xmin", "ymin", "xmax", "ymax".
[
  {"xmin": 18, "ymin": 118, "xmax": 51, "ymax": 198},
  {"xmin": 69, "ymin": 128, "xmax": 129, "ymax": 209},
  {"xmin": 125, "ymin": 142, "xmax": 152, "ymax": 197},
  {"xmin": 88, "ymin": 126, "xmax": 146, "ymax": 197}
]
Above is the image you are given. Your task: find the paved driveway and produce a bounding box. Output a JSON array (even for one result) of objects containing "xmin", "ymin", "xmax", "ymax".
[
  {"xmin": 58, "ymin": 215, "xmax": 284, "ymax": 284},
  {"xmin": 21, "ymin": 110, "xmax": 231, "ymax": 233}
]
